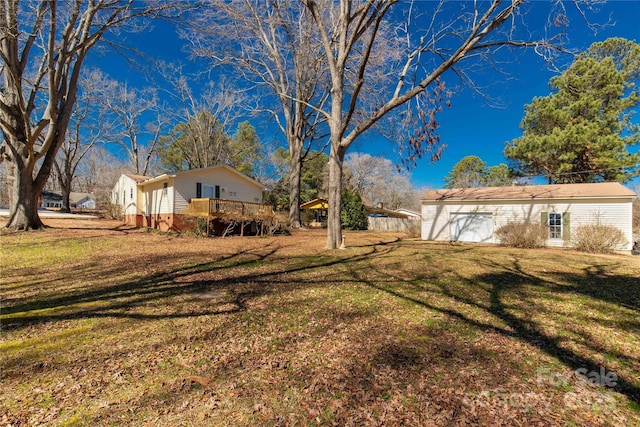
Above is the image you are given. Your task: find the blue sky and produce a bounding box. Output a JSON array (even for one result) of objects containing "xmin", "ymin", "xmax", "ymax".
[
  {"xmin": 401, "ymin": 0, "xmax": 640, "ymax": 190},
  {"xmin": 93, "ymin": 1, "xmax": 640, "ymax": 190}
]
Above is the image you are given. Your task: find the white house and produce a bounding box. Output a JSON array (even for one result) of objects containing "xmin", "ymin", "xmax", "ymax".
[
  {"xmin": 40, "ymin": 191, "xmax": 62, "ymax": 208},
  {"xmin": 394, "ymin": 208, "xmax": 421, "ymax": 220},
  {"xmin": 421, "ymin": 182, "xmax": 637, "ymax": 251},
  {"xmin": 70, "ymin": 192, "xmax": 96, "ymax": 210},
  {"xmin": 112, "ymin": 173, "xmax": 150, "ymax": 226},
  {"xmin": 111, "ymin": 165, "xmax": 266, "ymax": 231}
]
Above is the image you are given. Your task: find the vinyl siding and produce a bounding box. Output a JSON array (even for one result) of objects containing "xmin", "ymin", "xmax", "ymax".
[
  {"xmin": 141, "ymin": 178, "xmax": 173, "ymax": 215},
  {"xmin": 173, "ymin": 169, "xmax": 263, "ymax": 214},
  {"xmin": 112, "ymin": 175, "xmax": 142, "ymax": 216},
  {"xmin": 421, "ymin": 197, "xmax": 634, "ymax": 251}
]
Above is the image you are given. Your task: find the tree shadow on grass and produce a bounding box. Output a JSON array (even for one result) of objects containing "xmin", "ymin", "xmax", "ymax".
[
  {"xmin": 545, "ymin": 262, "xmax": 639, "ymax": 313},
  {"xmin": 1, "ymin": 242, "xmax": 394, "ymax": 331},
  {"xmin": 348, "ymin": 253, "xmax": 640, "ymax": 406},
  {"xmin": 479, "ymin": 266, "xmax": 640, "ymax": 404}
]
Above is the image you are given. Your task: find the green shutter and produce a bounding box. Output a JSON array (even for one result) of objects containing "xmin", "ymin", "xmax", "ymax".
[
  {"xmin": 541, "ymin": 211, "xmax": 548, "ymax": 226},
  {"xmin": 562, "ymin": 212, "xmax": 570, "ymax": 241}
]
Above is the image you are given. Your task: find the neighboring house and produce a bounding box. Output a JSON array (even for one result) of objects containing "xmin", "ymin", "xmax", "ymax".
[
  {"xmin": 421, "ymin": 182, "xmax": 637, "ymax": 251},
  {"xmin": 366, "ymin": 204, "xmax": 410, "ymax": 218},
  {"xmin": 40, "ymin": 191, "xmax": 96, "ymax": 210},
  {"xmin": 112, "ymin": 165, "xmax": 266, "ymax": 231},
  {"xmin": 394, "ymin": 208, "xmax": 421, "ymax": 220},
  {"xmin": 70, "ymin": 192, "xmax": 96, "ymax": 210},
  {"xmin": 40, "ymin": 191, "xmax": 62, "ymax": 208}
]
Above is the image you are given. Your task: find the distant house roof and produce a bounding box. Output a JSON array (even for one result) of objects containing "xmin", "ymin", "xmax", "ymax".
[
  {"xmin": 140, "ymin": 165, "xmax": 265, "ymax": 189},
  {"xmin": 422, "ymin": 182, "xmax": 637, "ymax": 202},
  {"xmin": 300, "ymin": 198, "xmax": 328, "ymax": 210},
  {"xmin": 41, "ymin": 191, "xmax": 62, "ymax": 201},
  {"xmin": 125, "ymin": 174, "xmax": 152, "ymax": 183},
  {"xmin": 365, "ymin": 206, "xmax": 409, "ymax": 218},
  {"xmin": 69, "ymin": 192, "xmax": 95, "ymax": 203},
  {"xmin": 394, "ymin": 208, "xmax": 421, "ymax": 218}
]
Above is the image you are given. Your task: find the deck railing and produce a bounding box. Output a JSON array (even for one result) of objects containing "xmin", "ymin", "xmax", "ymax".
[{"xmin": 186, "ymin": 198, "xmax": 274, "ymax": 220}]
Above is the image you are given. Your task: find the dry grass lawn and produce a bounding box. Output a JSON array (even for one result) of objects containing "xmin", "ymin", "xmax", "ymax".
[{"xmin": 1, "ymin": 218, "xmax": 639, "ymax": 426}]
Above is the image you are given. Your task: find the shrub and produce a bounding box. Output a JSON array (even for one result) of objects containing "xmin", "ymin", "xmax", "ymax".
[
  {"xmin": 572, "ymin": 224, "xmax": 627, "ymax": 254},
  {"xmin": 102, "ymin": 201, "xmax": 123, "ymax": 220},
  {"xmin": 405, "ymin": 220, "xmax": 421, "ymax": 238},
  {"xmin": 496, "ymin": 222, "xmax": 547, "ymax": 248}
]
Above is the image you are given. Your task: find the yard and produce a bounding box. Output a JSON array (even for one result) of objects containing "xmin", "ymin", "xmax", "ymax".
[{"xmin": 1, "ymin": 218, "xmax": 639, "ymax": 426}]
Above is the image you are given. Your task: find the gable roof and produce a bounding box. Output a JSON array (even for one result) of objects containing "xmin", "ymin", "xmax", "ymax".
[
  {"xmin": 300, "ymin": 198, "xmax": 329, "ymax": 210},
  {"xmin": 395, "ymin": 208, "xmax": 421, "ymax": 217},
  {"xmin": 422, "ymin": 182, "xmax": 637, "ymax": 202},
  {"xmin": 140, "ymin": 165, "xmax": 265, "ymax": 189},
  {"xmin": 125, "ymin": 174, "xmax": 152, "ymax": 183},
  {"xmin": 41, "ymin": 191, "xmax": 62, "ymax": 201},
  {"xmin": 366, "ymin": 205, "xmax": 410, "ymax": 218},
  {"xmin": 69, "ymin": 192, "xmax": 95, "ymax": 203}
]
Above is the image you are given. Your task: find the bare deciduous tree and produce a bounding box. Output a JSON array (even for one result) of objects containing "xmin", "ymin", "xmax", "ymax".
[
  {"xmin": 344, "ymin": 152, "xmax": 421, "ymax": 211},
  {"xmin": 0, "ymin": 0, "xmax": 177, "ymax": 229},
  {"xmin": 76, "ymin": 145, "xmax": 128, "ymax": 198},
  {"xmin": 301, "ymin": 0, "xmax": 597, "ymax": 248},
  {"xmin": 53, "ymin": 69, "xmax": 111, "ymax": 212},
  {"xmin": 186, "ymin": 0, "xmax": 330, "ymax": 228},
  {"xmin": 155, "ymin": 67, "xmax": 250, "ymax": 173},
  {"xmin": 97, "ymin": 77, "xmax": 166, "ymax": 176}
]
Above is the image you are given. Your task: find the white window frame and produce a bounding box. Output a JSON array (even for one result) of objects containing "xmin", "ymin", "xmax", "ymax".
[{"xmin": 548, "ymin": 212, "xmax": 562, "ymax": 239}]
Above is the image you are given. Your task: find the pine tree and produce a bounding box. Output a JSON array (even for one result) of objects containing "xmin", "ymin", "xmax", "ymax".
[{"xmin": 505, "ymin": 38, "xmax": 640, "ymax": 183}]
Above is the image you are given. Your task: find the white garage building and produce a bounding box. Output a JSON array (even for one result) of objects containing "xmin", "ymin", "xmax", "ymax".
[{"xmin": 421, "ymin": 182, "xmax": 636, "ymax": 251}]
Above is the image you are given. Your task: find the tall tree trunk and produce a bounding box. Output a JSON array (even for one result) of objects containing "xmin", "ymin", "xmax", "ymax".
[
  {"xmin": 4, "ymin": 155, "xmax": 44, "ymax": 230},
  {"xmin": 60, "ymin": 180, "xmax": 72, "ymax": 213},
  {"xmin": 288, "ymin": 138, "xmax": 303, "ymax": 228},
  {"xmin": 55, "ymin": 161, "xmax": 72, "ymax": 213},
  {"xmin": 326, "ymin": 144, "xmax": 345, "ymax": 249}
]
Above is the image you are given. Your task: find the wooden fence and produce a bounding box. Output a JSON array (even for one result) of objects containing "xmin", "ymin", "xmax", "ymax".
[{"xmin": 367, "ymin": 216, "xmax": 421, "ymax": 236}]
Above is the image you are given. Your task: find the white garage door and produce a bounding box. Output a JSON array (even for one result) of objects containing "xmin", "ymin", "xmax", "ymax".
[{"xmin": 450, "ymin": 213, "xmax": 493, "ymax": 243}]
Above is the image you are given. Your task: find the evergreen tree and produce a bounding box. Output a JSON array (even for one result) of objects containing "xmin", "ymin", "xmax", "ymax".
[
  {"xmin": 158, "ymin": 111, "xmax": 230, "ymax": 172},
  {"xmin": 505, "ymin": 38, "xmax": 640, "ymax": 183},
  {"xmin": 485, "ymin": 164, "xmax": 513, "ymax": 187},
  {"xmin": 443, "ymin": 156, "xmax": 512, "ymax": 188},
  {"xmin": 444, "ymin": 156, "xmax": 487, "ymax": 188},
  {"xmin": 231, "ymin": 121, "xmax": 263, "ymax": 178},
  {"xmin": 158, "ymin": 114, "xmax": 263, "ymax": 175},
  {"xmin": 340, "ymin": 188, "xmax": 368, "ymax": 231}
]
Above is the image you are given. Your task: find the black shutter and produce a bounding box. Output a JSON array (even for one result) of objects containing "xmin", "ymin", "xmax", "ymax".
[
  {"xmin": 196, "ymin": 182, "xmax": 202, "ymax": 198},
  {"xmin": 215, "ymin": 185, "xmax": 220, "ymax": 199}
]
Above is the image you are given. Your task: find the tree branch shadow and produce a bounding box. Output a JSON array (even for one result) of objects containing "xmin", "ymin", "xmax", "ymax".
[{"xmin": 347, "ymin": 254, "xmax": 640, "ymax": 405}]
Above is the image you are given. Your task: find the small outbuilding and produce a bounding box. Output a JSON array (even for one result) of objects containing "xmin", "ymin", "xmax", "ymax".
[
  {"xmin": 421, "ymin": 182, "xmax": 637, "ymax": 251},
  {"xmin": 300, "ymin": 198, "xmax": 329, "ymax": 227}
]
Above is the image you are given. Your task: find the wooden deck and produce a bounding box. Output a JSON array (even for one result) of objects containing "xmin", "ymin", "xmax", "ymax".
[{"xmin": 185, "ymin": 198, "xmax": 275, "ymax": 221}]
